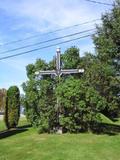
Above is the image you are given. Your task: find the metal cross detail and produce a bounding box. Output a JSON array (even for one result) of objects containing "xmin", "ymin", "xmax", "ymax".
[{"xmin": 35, "ymin": 47, "xmax": 84, "ymax": 78}]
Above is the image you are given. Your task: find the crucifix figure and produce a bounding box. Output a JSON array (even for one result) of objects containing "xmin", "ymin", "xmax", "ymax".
[{"xmin": 35, "ymin": 47, "xmax": 84, "ymax": 133}]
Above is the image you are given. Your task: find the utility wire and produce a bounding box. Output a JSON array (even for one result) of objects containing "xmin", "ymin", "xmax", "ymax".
[
  {"xmin": 0, "ymin": 28, "xmax": 95, "ymax": 54},
  {"xmin": 84, "ymin": 0, "xmax": 114, "ymax": 6},
  {"xmin": 0, "ymin": 18, "xmax": 100, "ymax": 47},
  {"xmin": 0, "ymin": 34, "xmax": 93, "ymax": 60}
]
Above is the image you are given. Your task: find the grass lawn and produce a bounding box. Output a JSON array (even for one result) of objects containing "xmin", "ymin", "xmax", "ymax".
[{"xmin": 0, "ymin": 117, "xmax": 120, "ymax": 160}]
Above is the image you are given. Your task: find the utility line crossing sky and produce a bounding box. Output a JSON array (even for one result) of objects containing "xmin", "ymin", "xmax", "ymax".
[{"xmin": 0, "ymin": 0, "xmax": 113, "ymax": 93}]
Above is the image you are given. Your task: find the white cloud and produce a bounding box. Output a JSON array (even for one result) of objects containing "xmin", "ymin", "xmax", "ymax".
[
  {"xmin": 0, "ymin": 0, "xmax": 111, "ymax": 32},
  {"xmin": 0, "ymin": 0, "xmax": 113, "ymax": 90},
  {"xmin": 2, "ymin": 57, "xmax": 34, "ymax": 72},
  {"xmin": 3, "ymin": 60, "xmax": 25, "ymax": 72}
]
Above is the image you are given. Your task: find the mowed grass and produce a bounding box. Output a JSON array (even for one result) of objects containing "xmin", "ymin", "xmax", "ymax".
[
  {"xmin": 0, "ymin": 116, "xmax": 28, "ymax": 131},
  {"xmin": 0, "ymin": 117, "xmax": 120, "ymax": 160}
]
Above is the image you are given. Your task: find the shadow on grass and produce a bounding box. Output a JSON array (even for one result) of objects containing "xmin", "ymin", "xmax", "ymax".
[
  {"xmin": 0, "ymin": 128, "xmax": 28, "ymax": 139},
  {"xmin": 0, "ymin": 124, "xmax": 32, "ymax": 139},
  {"xmin": 90, "ymin": 122, "xmax": 120, "ymax": 136}
]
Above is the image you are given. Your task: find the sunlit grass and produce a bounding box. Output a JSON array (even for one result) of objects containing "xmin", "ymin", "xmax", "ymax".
[
  {"xmin": 0, "ymin": 116, "xmax": 120, "ymax": 160},
  {"xmin": 0, "ymin": 116, "xmax": 28, "ymax": 131}
]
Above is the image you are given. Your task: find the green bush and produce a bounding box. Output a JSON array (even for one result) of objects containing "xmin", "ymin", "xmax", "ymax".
[
  {"xmin": 56, "ymin": 77, "xmax": 107, "ymax": 132},
  {"xmin": 4, "ymin": 86, "xmax": 20, "ymax": 129}
]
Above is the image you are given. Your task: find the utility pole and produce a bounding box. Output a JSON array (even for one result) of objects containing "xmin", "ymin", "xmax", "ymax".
[{"xmin": 35, "ymin": 47, "xmax": 84, "ymax": 133}]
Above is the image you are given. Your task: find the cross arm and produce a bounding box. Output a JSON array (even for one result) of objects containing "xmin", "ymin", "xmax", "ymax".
[
  {"xmin": 35, "ymin": 70, "xmax": 57, "ymax": 76},
  {"xmin": 60, "ymin": 69, "xmax": 84, "ymax": 75}
]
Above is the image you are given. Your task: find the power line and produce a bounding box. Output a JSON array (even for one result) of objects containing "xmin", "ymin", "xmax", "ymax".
[
  {"xmin": 0, "ymin": 34, "xmax": 93, "ymax": 60},
  {"xmin": 84, "ymin": 0, "xmax": 114, "ymax": 6},
  {"xmin": 0, "ymin": 18, "xmax": 100, "ymax": 47},
  {"xmin": 0, "ymin": 28, "xmax": 95, "ymax": 54}
]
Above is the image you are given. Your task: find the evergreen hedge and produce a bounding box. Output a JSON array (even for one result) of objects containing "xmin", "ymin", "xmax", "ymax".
[{"xmin": 4, "ymin": 86, "xmax": 20, "ymax": 129}]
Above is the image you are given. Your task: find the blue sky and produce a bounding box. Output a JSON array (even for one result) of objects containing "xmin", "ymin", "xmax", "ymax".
[{"xmin": 0, "ymin": 0, "xmax": 113, "ymax": 94}]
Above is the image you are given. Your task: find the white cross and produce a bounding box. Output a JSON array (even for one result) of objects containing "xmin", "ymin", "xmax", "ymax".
[{"xmin": 35, "ymin": 47, "xmax": 84, "ymax": 77}]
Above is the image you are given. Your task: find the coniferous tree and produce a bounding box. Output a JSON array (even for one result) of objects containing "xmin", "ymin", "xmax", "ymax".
[
  {"xmin": 4, "ymin": 86, "xmax": 20, "ymax": 129},
  {"xmin": 92, "ymin": 0, "xmax": 120, "ymax": 117}
]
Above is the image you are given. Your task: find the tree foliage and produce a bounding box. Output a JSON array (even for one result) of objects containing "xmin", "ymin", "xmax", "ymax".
[
  {"xmin": 22, "ymin": 59, "xmax": 57, "ymax": 133},
  {"xmin": 56, "ymin": 77, "xmax": 106, "ymax": 132},
  {"xmin": 23, "ymin": 2, "xmax": 120, "ymax": 133},
  {"xmin": 92, "ymin": 0, "xmax": 120, "ymax": 117},
  {"xmin": 61, "ymin": 47, "xmax": 80, "ymax": 69},
  {"xmin": 4, "ymin": 86, "xmax": 20, "ymax": 129},
  {"xmin": 23, "ymin": 47, "xmax": 107, "ymax": 133}
]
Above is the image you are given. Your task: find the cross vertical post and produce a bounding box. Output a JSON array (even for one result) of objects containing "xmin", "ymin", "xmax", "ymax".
[{"xmin": 56, "ymin": 47, "xmax": 61, "ymax": 76}]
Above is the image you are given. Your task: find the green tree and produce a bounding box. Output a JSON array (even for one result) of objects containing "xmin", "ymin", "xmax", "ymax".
[
  {"xmin": 23, "ymin": 46, "xmax": 110, "ymax": 133},
  {"xmin": 56, "ymin": 77, "xmax": 107, "ymax": 133},
  {"xmin": 22, "ymin": 59, "xmax": 56, "ymax": 133},
  {"xmin": 4, "ymin": 86, "xmax": 20, "ymax": 129},
  {"xmin": 94, "ymin": 0, "xmax": 120, "ymax": 63},
  {"xmin": 92, "ymin": 0, "xmax": 120, "ymax": 117},
  {"xmin": 23, "ymin": 48, "xmax": 82, "ymax": 133},
  {"xmin": 61, "ymin": 47, "xmax": 80, "ymax": 69}
]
